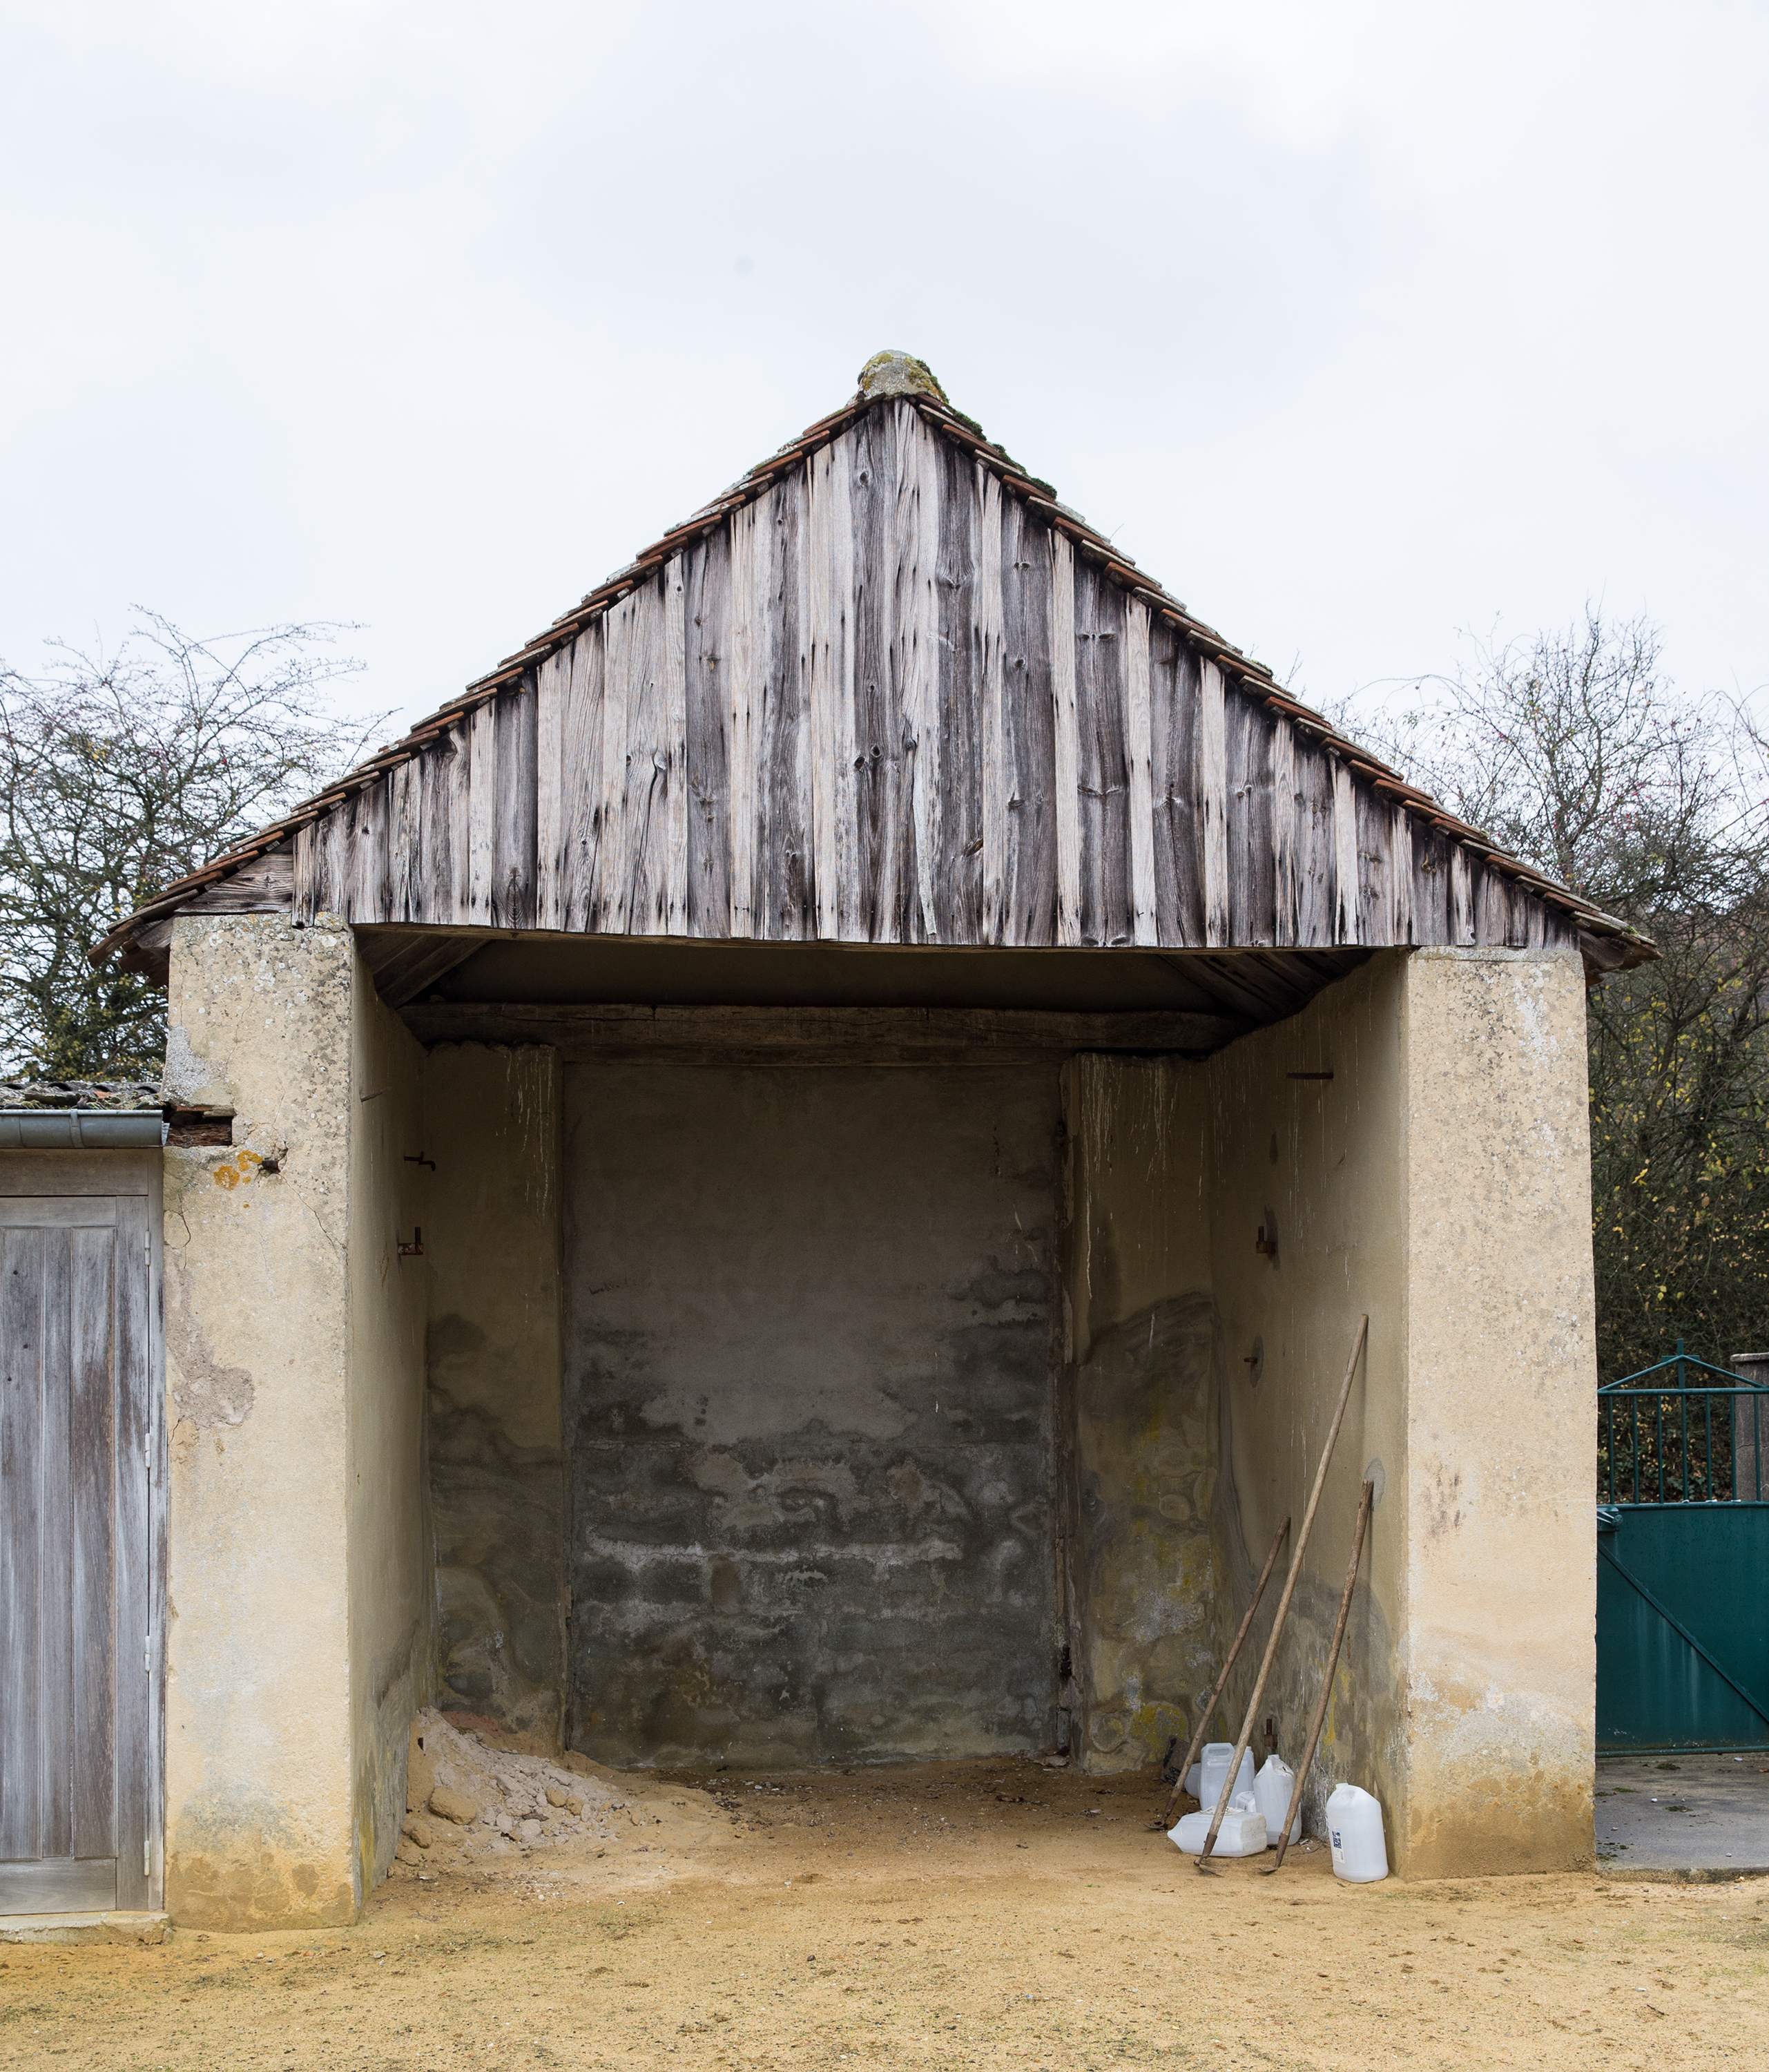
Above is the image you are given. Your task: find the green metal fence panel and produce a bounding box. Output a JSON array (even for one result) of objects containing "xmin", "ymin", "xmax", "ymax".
[
  {"xmin": 1598, "ymin": 1345, "xmax": 1769, "ymax": 1502},
  {"xmin": 1596, "ymin": 1504, "xmax": 1769, "ymax": 1750}
]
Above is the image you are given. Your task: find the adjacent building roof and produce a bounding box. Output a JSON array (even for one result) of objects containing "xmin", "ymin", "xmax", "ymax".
[
  {"xmin": 95, "ymin": 352, "xmax": 1650, "ymax": 981},
  {"xmin": 0, "ymin": 1077, "xmax": 162, "ymax": 1110},
  {"xmin": 0, "ymin": 1080, "xmax": 166, "ymax": 1148}
]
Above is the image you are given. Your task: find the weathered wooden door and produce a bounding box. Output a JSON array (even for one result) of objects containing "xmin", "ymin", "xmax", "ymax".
[{"xmin": 0, "ymin": 1197, "xmax": 153, "ymax": 1912}]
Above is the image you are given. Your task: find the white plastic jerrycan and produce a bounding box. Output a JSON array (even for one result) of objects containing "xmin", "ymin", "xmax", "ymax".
[
  {"xmin": 1183, "ymin": 1763, "xmax": 1203, "ymax": 1803},
  {"xmin": 1253, "ymin": 1755, "xmax": 1302, "ymax": 1846},
  {"xmin": 1326, "ymin": 1782, "xmax": 1388, "ymax": 1882},
  {"xmin": 1169, "ymin": 1790, "xmax": 1267, "ymax": 1858},
  {"xmin": 1199, "ymin": 1742, "xmax": 1255, "ymax": 1814}
]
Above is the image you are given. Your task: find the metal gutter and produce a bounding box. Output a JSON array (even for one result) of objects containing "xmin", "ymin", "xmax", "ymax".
[{"xmin": 0, "ymin": 1110, "xmax": 167, "ymax": 1149}]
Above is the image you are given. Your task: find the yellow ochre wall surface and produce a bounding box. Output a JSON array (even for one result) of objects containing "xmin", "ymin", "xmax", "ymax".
[
  {"xmin": 1397, "ymin": 946, "xmax": 1596, "ymax": 1877},
  {"xmin": 345, "ymin": 964, "xmax": 430, "ymax": 1901},
  {"xmin": 1070, "ymin": 946, "xmax": 1595, "ymax": 1876},
  {"xmin": 160, "ymin": 914, "xmax": 428, "ymax": 1929},
  {"xmin": 153, "ymin": 927, "xmax": 1594, "ymax": 1906}
]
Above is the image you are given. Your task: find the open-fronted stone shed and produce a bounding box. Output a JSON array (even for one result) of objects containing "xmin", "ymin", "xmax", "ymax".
[{"xmin": 46, "ymin": 352, "xmax": 1647, "ymax": 1930}]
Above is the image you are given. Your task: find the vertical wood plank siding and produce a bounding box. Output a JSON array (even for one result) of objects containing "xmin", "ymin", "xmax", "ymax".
[
  {"xmin": 935, "ymin": 436, "xmax": 983, "ymax": 946},
  {"xmin": 293, "ymin": 406, "xmax": 1582, "ymax": 958},
  {"xmin": 111, "ymin": 1196, "xmax": 151, "ymax": 1910},
  {"xmin": 0, "ymin": 1229, "xmax": 44, "ymax": 1865},
  {"xmin": 1198, "ymin": 660, "xmax": 1228, "ymax": 947},
  {"xmin": 684, "ymin": 535, "xmax": 731, "ymax": 936},
  {"xmin": 898, "ymin": 403, "xmax": 941, "ymax": 942},
  {"xmin": 69, "ymin": 1225, "xmax": 116, "ymax": 1866},
  {"xmin": 807, "ymin": 439, "xmax": 853, "ymax": 940},
  {"xmin": 1048, "ymin": 532, "xmax": 1081, "ymax": 947},
  {"xmin": 0, "ymin": 1202, "xmax": 147, "ymax": 1910},
  {"xmin": 760, "ymin": 472, "xmax": 811, "ymax": 941},
  {"xmin": 849, "ymin": 405, "xmax": 900, "ymax": 941},
  {"xmin": 1073, "ymin": 557, "xmax": 1130, "ymax": 949},
  {"xmin": 1149, "ymin": 617, "xmax": 1202, "ymax": 946},
  {"xmin": 998, "ymin": 491, "xmax": 1056, "ymax": 946},
  {"xmin": 1122, "ymin": 601, "xmax": 1157, "ymax": 948}
]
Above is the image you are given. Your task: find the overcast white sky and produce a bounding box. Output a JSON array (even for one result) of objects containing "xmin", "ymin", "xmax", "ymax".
[{"xmin": 3, "ymin": 1, "xmax": 1766, "ymax": 747}]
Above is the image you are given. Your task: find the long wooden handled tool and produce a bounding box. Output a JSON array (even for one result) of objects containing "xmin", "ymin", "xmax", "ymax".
[
  {"xmin": 1157, "ymin": 1515, "xmax": 1290, "ymax": 1830},
  {"xmin": 1196, "ymin": 1313, "xmax": 1369, "ymax": 1871},
  {"xmin": 1266, "ymin": 1477, "xmax": 1374, "ymax": 1874}
]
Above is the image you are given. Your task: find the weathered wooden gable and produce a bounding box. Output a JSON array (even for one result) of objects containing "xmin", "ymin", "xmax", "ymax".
[
  {"xmin": 291, "ymin": 398, "xmax": 1578, "ymax": 959},
  {"xmin": 97, "ymin": 356, "xmax": 1647, "ymax": 981}
]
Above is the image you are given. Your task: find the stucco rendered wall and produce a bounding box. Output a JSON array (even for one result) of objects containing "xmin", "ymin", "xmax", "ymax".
[
  {"xmin": 155, "ymin": 924, "xmax": 1592, "ymax": 1893},
  {"xmin": 1398, "ymin": 946, "xmax": 1596, "ymax": 1876},
  {"xmin": 1059, "ymin": 1056, "xmax": 1220, "ymax": 1774},
  {"xmin": 1207, "ymin": 947, "xmax": 1595, "ymax": 1875},
  {"xmin": 423, "ymin": 1044, "xmax": 565, "ymax": 1743},
  {"xmin": 345, "ymin": 970, "xmax": 429, "ymax": 1896},
  {"xmin": 562, "ymin": 1062, "xmax": 1061, "ymax": 1768},
  {"xmin": 162, "ymin": 914, "xmax": 427, "ymax": 1928},
  {"xmin": 1207, "ymin": 957, "xmax": 1409, "ymax": 1844}
]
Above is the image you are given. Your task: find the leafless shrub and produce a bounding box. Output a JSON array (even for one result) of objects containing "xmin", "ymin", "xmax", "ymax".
[
  {"xmin": 1341, "ymin": 611, "xmax": 1769, "ymax": 1378},
  {"xmin": 0, "ymin": 611, "xmax": 382, "ymax": 1079}
]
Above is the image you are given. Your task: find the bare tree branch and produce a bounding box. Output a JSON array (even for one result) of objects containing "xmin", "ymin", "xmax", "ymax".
[
  {"xmin": 0, "ymin": 612, "xmax": 385, "ymax": 1079},
  {"xmin": 1342, "ymin": 611, "xmax": 1769, "ymax": 1377}
]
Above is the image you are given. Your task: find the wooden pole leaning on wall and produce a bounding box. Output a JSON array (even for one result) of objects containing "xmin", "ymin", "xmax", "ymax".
[
  {"xmin": 1156, "ymin": 1515, "xmax": 1290, "ymax": 1832},
  {"xmin": 1266, "ymin": 1477, "xmax": 1375, "ymax": 1874},
  {"xmin": 1195, "ymin": 1313, "xmax": 1369, "ymax": 1872}
]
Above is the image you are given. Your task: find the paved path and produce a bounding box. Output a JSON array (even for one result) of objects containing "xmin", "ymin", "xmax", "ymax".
[{"xmin": 1598, "ymin": 1750, "xmax": 1769, "ymax": 1877}]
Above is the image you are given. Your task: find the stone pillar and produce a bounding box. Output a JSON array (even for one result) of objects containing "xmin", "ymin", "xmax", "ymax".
[
  {"xmin": 1396, "ymin": 946, "xmax": 1596, "ymax": 1876},
  {"xmin": 1205, "ymin": 946, "xmax": 1595, "ymax": 1877},
  {"xmin": 1731, "ymin": 1352, "xmax": 1769, "ymax": 1502},
  {"xmin": 161, "ymin": 912, "xmax": 427, "ymax": 1928}
]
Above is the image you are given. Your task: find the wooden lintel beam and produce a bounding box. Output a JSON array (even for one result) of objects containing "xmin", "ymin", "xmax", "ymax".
[{"xmin": 396, "ymin": 1001, "xmax": 1248, "ymax": 1061}]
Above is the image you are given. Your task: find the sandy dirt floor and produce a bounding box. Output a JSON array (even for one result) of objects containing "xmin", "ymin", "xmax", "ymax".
[{"xmin": 3, "ymin": 1749, "xmax": 1766, "ymax": 2070}]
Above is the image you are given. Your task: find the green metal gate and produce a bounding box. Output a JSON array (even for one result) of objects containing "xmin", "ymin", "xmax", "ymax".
[{"xmin": 1596, "ymin": 1347, "xmax": 1769, "ymax": 1752}]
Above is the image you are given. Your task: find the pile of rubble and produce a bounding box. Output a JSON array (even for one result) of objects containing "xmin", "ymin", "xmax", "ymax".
[{"xmin": 396, "ymin": 1709, "xmax": 634, "ymax": 1870}]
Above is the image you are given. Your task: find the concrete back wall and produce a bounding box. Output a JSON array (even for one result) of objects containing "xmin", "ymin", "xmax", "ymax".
[
  {"xmin": 423, "ymin": 1044, "xmax": 566, "ymax": 1743},
  {"xmin": 562, "ymin": 1062, "xmax": 1062, "ymax": 1768}
]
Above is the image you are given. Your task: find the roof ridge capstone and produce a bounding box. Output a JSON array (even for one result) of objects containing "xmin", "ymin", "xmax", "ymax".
[{"xmin": 856, "ymin": 351, "xmax": 948, "ymax": 403}]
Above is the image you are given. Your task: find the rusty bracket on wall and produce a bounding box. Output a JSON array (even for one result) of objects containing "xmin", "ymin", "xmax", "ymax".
[{"xmin": 397, "ymin": 1227, "xmax": 425, "ymax": 1257}]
